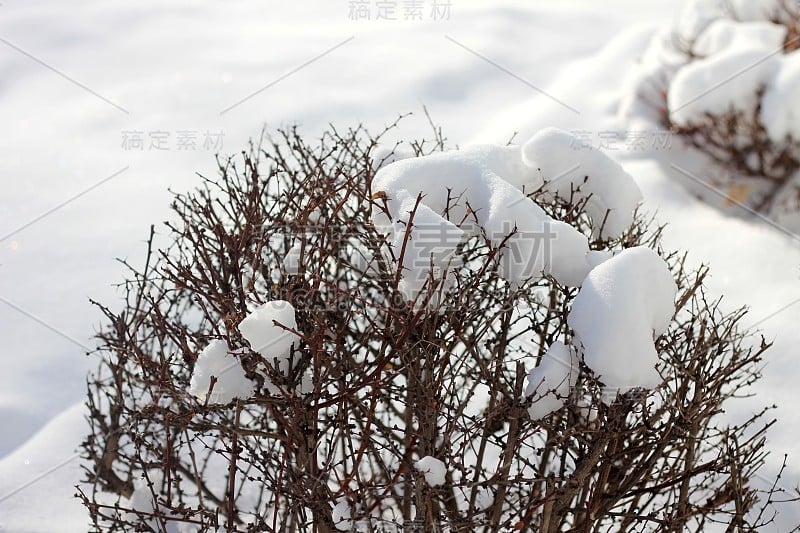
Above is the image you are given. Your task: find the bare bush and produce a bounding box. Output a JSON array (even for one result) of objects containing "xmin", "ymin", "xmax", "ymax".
[
  {"xmin": 670, "ymin": 95, "xmax": 800, "ymax": 211},
  {"xmin": 79, "ymin": 121, "xmax": 797, "ymax": 532},
  {"xmin": 664, "ymin": 1, "xmax": 800, "ymax": 217}
]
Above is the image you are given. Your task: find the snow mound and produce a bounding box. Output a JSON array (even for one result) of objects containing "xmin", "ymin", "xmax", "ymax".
[
  {"xmin": 188, "ymin": 340, "xmax": 255, "ymax": 404},
  {"xmin": 524, "ymin": 341, "xmax": 579, "ymax": 420},
  {"xmin": 693, "ymin": 19, "xmax": 786, "ymax": 56},
  {"xmin": 372, "ymin": 144, "xmax": 592, "ymax": 288},
  {"xmin": 622, "ymin": 0, "xmax": 800, "ymax": 230},
  {"xmin": 668, "ymin": 47, "xmax": 779, "ymax": 126},
  {"xmin": 568, "ymin": 247, "xmax": 677, "ymax": 396},
  {"xmin": 237, "ymin": 300, "xmax": 300, "ymax": 368},
  {"xmin": 665, "ymin": 1, "xmax": 789, "ymax": 128},
  {"xmin": 413, "ymin": 456, "xmax": 446, "ymax": 487},
  {"xmin": 728, "ymin": 0, "xmax": 783, "ymax": 22},
  {"xmin": 675, "ymin": 0, "xmax": 727, "ymax": 43},
  {"xmin": 372, "ymin": 135, "xmax": 642, "ymax": 294},
  {"xmin": 372, "ymin": 146, "xmax": 537, "ymax": 230},
  {"xmin": 761, "ymin": 51, "xmax": 800, "ymax": 142},
  {"xmin": 521, "ymin": 128, "xmax": 643, "ymax": 238}
]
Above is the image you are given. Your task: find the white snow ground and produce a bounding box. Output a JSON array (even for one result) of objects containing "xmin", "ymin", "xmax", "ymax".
[{"xmin": 2, "ymin": 0, "xmax": 798, "ymax": 531}]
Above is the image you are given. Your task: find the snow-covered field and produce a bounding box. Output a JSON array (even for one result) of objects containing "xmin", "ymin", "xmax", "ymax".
[{"xmin": 1, "ymin": 1, "xmax": 798, "ymax": 531}]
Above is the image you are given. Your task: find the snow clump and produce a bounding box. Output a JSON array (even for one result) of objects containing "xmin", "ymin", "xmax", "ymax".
[
  {"xmin": 188, "ymin": 340, "xmax": 255, "ymax": 404},
  {"xmin": 761, "ymin": 51, "xmax": 800, "ymax": 142},
  {"xmin": 568, "ymin": 247, "xmax": 678, "ymax": 397},
  {"xmin": 524, "ymin": 341, "xmax": 580, "ymax": 420},
  {"xmin": 662, "ymin": 2, "xmax": 793, "ymax": 130},
  {"xmin": 668, "ymin": 48, "xmax": 780, "ymax": 126},
  {"xmin": 331, "ymin": 499, "xmax": 353, "ymax": 531},
  {"xmin": 474, "ymin": 487, "xmax": 494, "ymax": 512},
  {"xmin": 413, "ymin": 456, "xmax": 447, "ymax": 487},
  {"xmin": 372, "ymin": 131, "xmax": 643, "ymax": 297},
  {"xmin": 521, "ymin": 128, "xmax": 644, "ymax": 238},
  {"xmin": 237, "ymin": 300, "xmax": 300, "ymax": 371},
  {"xmin": 692, "ymin": 19, "xmax": 785, "ymax": 56}
]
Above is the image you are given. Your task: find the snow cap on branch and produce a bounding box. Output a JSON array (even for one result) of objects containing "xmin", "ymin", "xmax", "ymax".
[
  {"xmin": 521, "ymin": 128, "xmax": 644, "ymax": 239},
  {"xmin": 761, "ymin": 51, "xmax": 800, "ymax": 142},
  {"xmin": 188, "ymin": 339, "xmax": 255, "ymax": 404},
  {"xmin": 237, "ymin": 300, "xmax": 300, "ymax": 369},
  {"xmin": 568, "ymin": 246, "xmax": 677, "ymax": 397},
  {"xmin": 692, "ymin": 19, "xmax": 786, "ymax": 56},
  {"xmin": 332, "ymin": 499, "xmax": 353, "ymax": 531},
  {"xmin": 373, "ymin": 134, "xmax": 643, "ymax": 295},
  {"xmin": 524, "ymin": 341, "xmax": 580, "ymax": 420},
  {"xmin": 414, "ymin": 456, "xmax": 447, "ymax": 487}
]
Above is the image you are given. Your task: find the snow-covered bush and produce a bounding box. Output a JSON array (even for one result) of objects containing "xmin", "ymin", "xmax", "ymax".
[
  {"xmin": 80, "ymin": 121, "xmax": 795, "ymax": 531},
  {"xmin": 622, "ymin": 0, "xmax": 800, "ymax": 228}
]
